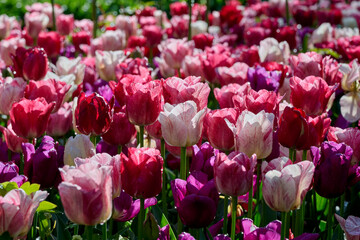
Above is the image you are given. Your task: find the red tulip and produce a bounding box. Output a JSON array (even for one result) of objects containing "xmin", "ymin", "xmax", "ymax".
[
  {"xmin": 10, "ymin": 98, "xmax": 55, "ymax": 139},
  {"xmin": 192, "ymin": 33, "xmax": 214, "ymax": 50},
  {"xmin": 72, "ymin": 31, "xmax": 91, "ymax": 51},
  {"xmin": 125, "ymin": 80, "xmax": 162, "ymax": 126},
  {"xmin": 101, "ymin": 106, "xmax": 137, "ymax": 146},
  {"xmin": 120, "ymin": 147, "xmax": 163, "ymax": 199},
  {"xmin": 38, "ymin": 31, "xmax": 62, "ymax": 58},
  {"xmin": 23, "ymin": 47, "xmax": 49, "ymax": 81},
  {"xmin": 75, "ymin": 92, "xmax": 114, "ymax": 136},
  {"xmin": 142, "ymin": 25, "xmax": 162, "ymax": 47},
  {"xmin": 25, "ymin": 79, "xmax": 71, "ymax": 112}
]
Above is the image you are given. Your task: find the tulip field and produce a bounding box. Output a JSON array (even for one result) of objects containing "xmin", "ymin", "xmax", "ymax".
[{"xmin": 1, "ymin": 0, "xmax": 360, "ymax": 239}]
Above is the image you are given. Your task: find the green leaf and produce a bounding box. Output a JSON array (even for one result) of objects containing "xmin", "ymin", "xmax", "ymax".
[
  {"xmin": 144, "ymin": 212, "xmax": 160, "ymax": 240},
  {"xmin": 0, "ymin": 182, "xmax": 18, "ymax": 196},
  {"xmin": 37, "ymin": 201, "xmax": 57, "ymax": 212},
  {"xmin": 52, "ymin": 212, "xmax": 72, "ymax": 240},
  {"xmin": 152, "ymin": 205, "xmax": 177, "ymax": 240},
  {"xmin": 20, "ymin": 182, "xmax": 40, "ymax": 195},
  {"xmin": 319, "ymin": 220, "xmax": 327, "ymax": 232},
  {"xmin": 309, "ymin": 48, "xmax": 341, "ymax": 59},
  {"xmin": 316, "ymin": 192, "xmax": 328, "ymax": 214}
]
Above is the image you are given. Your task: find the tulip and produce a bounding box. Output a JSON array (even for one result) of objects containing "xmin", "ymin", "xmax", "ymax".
[
  {"xmin": 182, "ymin": 55, "xmax": 203, "ymax": 77},
  {"xmin": 262, "ymin": 159, "xmax": 315, "ymax": 212},
  {"xmin": 58, "ymin": 162, "xmax": 113, "ymax": 226},
  {"xmin": 214, "ymin": 152, "xmax": 257, "ymax": 197},
  {"xmin": 46, "ymin": 102, "xmax": 73, "ymax": 137},
  {"xmin": 125, "ymin": 80, "xmax": 162, "ymax": 126},
  {"xmin": 290, "ymin": 76, "xmax": 337, "ymax": 116},
  {"xmin": 216, "ymin": 62, "xmax": 249, "ymax": 86},
  {"xmin": 289, "ymin": 52, "xmax": 322, "ymax": 79},
  {"xmin": 22, "ymin": 47, "xmax": 49, "ymax": 81},
  {"xmin": 56, "ymin": 56, "xmax": 85, "ymax": 84},
  {"xmin": 192, "ymin": 33, "xmax": 214, "ymax": 50},
  {"xmin": 100, "ymin": 30, "xmax": 127, "ymax": 51},
  {"xmin": 171, "ymin": 171, "xmax": 219, "ymax": 228},
  {"xmin": 205, "ymin": 108, "xmax": 238, "ymax": 151},
  {"xmin": 258, "ymin": 38, "xmax": 290, "ymax": 64},
  {"xmin": 335, "ymin": 214, "xmax": 360, "ymax": 240},
  {"xmin": 37, "ymin": 31, "xmax": 62, "ymax": 58},
  {"xmin": 101, "ymin": 106, "xmax": 137, "ymax": 146},
  {"xmin": 113, "ymin": 191, "xmax": 157, "ymax": 221},
  {"xmin": 56, "ymin": 14, "xmax": 74, "ymax": 35},
  {"xmin": 163, "ymin": 76, "xmax": 210, "ymax": 110},
  {"xmin": 328, "ymin": 126, "xmax": 360, "ymax": 165},
  {"xmin": 63, "ymin": 134, "xmax": 96, "ymax": 166},
  {"xmin": 247, "ymin": 66, "xmax": 281, "ymax": 92},
  {"xmin": 75, "ymin": 153, "xmax": 121, "ymax": 198},
  {"xmin": 0, "ymin": 77, "xmax": 26, "ymax": 115},
  {"xmin": 72, "ymin": 31, "xmax": 91, "ymax": 51},
  {"xmin": 0, "ymin": 162, "xmax": 27, "ymax": 187},
  {"xmin": 191, "ymin": 142, "xmax": 219, "ymax": 179},
  {"xmin": 158, "ymin": 100, "xmax": 206, "ymax": 147},
  {"xmin": 24, "ymin": 79, "xmax": 71, "ymax": 112},
  {"xmin": 226, "ymin": 110, "xmax": 274, "ymax": 159},
  {"xmin": 214, "ymin": 83, "xmax": 251, "ymax": 109},
  {"xmin": 120, "ymin": 147, "xmax": 163, "ymax": 199},
  {"xmin": 74, "ymin": 92, "xmax": 114, "ymax": 136},
  {"xmin": 0, "ymin": 37, "xmax": 26, "ymax": 66},
  {"xmin": 0, "ymin": 189, "xmax": 48, "ymax": 239},
  {"xmin": 9, "ymin": 98, "xmax": 55, "ymax": 139},
  {"xmin": 22, "ymin": 136, "xmax": 64, "ymax": 188},
  {"xmin": 310, "ymin": 141, "xmax": 356, "ymax": 198},
  {"xmin": 115, "ymin": 15, "xmax": 137, "ymax": 38},
  {"xmin": 95, "ymin": 50, "xmax": 127, "ymax": 81},
  {"xmin": 142, "ymin": 25, "xmax": 162, "ymax": 47},
  {"xmin": 24, "ymin": 12, "xmax": 49, "ymax": 39},
  {"xmin": 241, "ymin": 89, "xmax": 281, "ymax": 115},
  {"xmin": 0, "ymin": 124, "xmax": 28, "ymax": 153},
  {"xmin": 159, "ymin": 38, "xmax": 194, "ymax": 70}
]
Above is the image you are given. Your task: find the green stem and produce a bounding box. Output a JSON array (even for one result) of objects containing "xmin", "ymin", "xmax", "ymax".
[
  {"xmin": 139, "ymin": 126, "xmax": 144, "ymax": 147},
  {"xmin": 92, "ymin": 0, "xmax": 97, "ymax": 38},
  {"xmin": 149, "ymin": 47, "xmax": 153, "ymax": 68},
  {"xmin": 188, "ymin": 0, "xmax": 192, "ymax": 40},
  {"xmin": 302, "ymin": 150, "xmax": 307, "ymax": 161},
  {"xmin": 178, "ymin": 68, "xmax": 181, "ymax": 78},
  {"xmin": 205, "ymin": 227, "xmax": 214, "ymax": 240},
  {"xmin": 118, "ymin": 145, "xmax": 123, "ymax": 154},
  {"xmin": 231, "ymin": 196, "xmax": 237, "ymax": 240},
  {"xmin": 74, "ymin": 225, "xmax": 79, "ymax": 235},
  {"xmin": 180, "ymin": 147, "xmax": 187, "ymax": 180},
  {"xmin": 51, "ymin": 0, "xmax": 56, "ymax": 31},
  {"xmin": 327, "ymin": 198, "xmax": 335, "ymax": 240},
  {"xmin": 85, "ymin": 225, "xmax": 93, "ymax": 240},
  {"xmin": 7, "ymin": 149, "xmax": 11, "ymax": 162},
  {"xmin": 223, "ymin": 196, "xmax": 229, "ymax": 234},
  {"xmin": 19, "ymin": 153, "xmax": 24, "ymax": 175},
  {"xmin": 31, "ymin": 212, "xmax": 38, "ymax": 239},
  {"xmin": 102, "ymin": 221, "xmax": 107, "ymax": 240},
  {"xmin": 90, "ymin": 134, "xmax": 97, "ymax": 147},
  {"xmin": 285, "ymin": 0, "xmax": 290, "ymax": 25},
  {"xmin": 255, "ymin": 161, "xmax": 261, "ymax": 206},
  {"xmin": 161, "ymin": 139, "xmax": 168, "ymax": 216},
  {"xmin": 281, "ymin": 212, "xmax": 289, "ymax": 240},
  {"xmin": 248, "ymin": 174, "xmax": 253, "ymax": 219},
  {"xmin": 295, "ymin": 208, "xmax": 302, "ymax": 236},
  {"xmin": 177, "ymin": 215, "xmax": 183, "ymax": 235},
  {"xmin": 138, "ymin": 198, "xmax": 145, "ymax": 240},
  {"xmin": 109, "ymin": 219, "xmax": 113, "ymax": 236},
  {"xmin": 340, "ymin": 193, "xmax": 345, "ymax": 216}
]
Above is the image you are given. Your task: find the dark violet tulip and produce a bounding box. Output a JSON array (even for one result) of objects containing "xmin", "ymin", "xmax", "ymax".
[
  {"xmin": 311, "ymin": 141, "xmax": 359, "ymax": 198},
  {"xmin": 0, "ymin": 162, "xmax": 27, "ymax": 187},
  {"xmin": 191, "ymin": 142, "xmax": 219, "ymax": 179},
  {"xmin": 22, "ymin": 136, "xmax": 64, "ymax": 189},
  {"xmin": 113, "ymin": 190, "xmax": 157, "ymax": 222},
  {"xmin": 247, "ymin": 66, "xmax": 281, "ymax": 92},
  {"xmin": 178, "ymin": 232, "xmax": 195, "ymax": 240},
  {"xmin": 171, "ymin": 171, "xmax": 219, "ymax": 228}
]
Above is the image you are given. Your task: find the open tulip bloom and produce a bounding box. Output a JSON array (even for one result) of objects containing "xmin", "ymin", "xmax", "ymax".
[{"xmin": 1, "ymin": 1, "xmax": 360, "ymax": 239}]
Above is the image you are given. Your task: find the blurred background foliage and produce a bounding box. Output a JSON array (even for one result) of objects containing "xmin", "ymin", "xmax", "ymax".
[{"xmin": 0, "ymin": 0, "xmax": 225, "ymax": 20}]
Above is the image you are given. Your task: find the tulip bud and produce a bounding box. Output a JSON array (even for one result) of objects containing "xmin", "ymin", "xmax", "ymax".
[{"xmin": 23, "ymin": 47, "xmax": 49, "ymax": 81}]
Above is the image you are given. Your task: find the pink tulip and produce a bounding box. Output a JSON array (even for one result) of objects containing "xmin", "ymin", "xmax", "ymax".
[
  {"xmin": 182, "ymin": 55, "xmax": 203, "ymax": 77},
  {"xmin": 205, "ymin": 108, "xmax": 238, "ymax": 151},
  {"xmin": 290, "ymin": 76, "xmax": 337, "ymax": 116},
  {"xmin": 63, "ymin": 134, "xmax": 96, "ymax": 166},
  {"xmin": 262, "ymin": 159, "xmax": 315, "ymax": 212},
  {"xmin": 159, "ymin": 38, "xmax": 194, "ymax": 70},
  {"xmin": 56, "ymin": 14, "xmax": 74, "ymax": 35},
  {"xmin": 125, "ymin": 80, "xmax": 162, "ymax": 126},
  {"xmin": 56, "ymin": 57, "xmax": 85, "ymax": 84},
  {"xmin": 0, "ymin": 77, "xmax": 26, "ymax": 115},
  {"xmin": 10, "ymin": 98, "xmax": 55, "ymax": 139},
  {"xmin": 289, "ymin": 52, "xmax": 323, "ymax": 79},
  {"xmin": 46, "ymin": 102, "xmax": 73, "ymax": 137},
  {"xmin": 0, "ymin": 37, "xmax": 25, "ymax": 66},
  {"xmin": 58, "ymin": 162, "xmax": 113, "ymax": 226},
  {"xmin": 100, "ymin": 30, "xmax": 127, "ymax": 51},
  {"xmin": 0, "ymin": 124, "xmax": 28, "ymax": 153},
  {"xmin": 75, "ymin": 153, "xmax": 121, "ymax": 198},
  {"xmin": 214, "ymin": 83, "xmax": 251, "ymax": 109},
  {"xmin": 163, "ymin": 76, "xmax": 210, "ymax": 110},
  {"xmin": 227, "ymin": 110, "xmax": 274, "ymax": 159},
  {"xmin": 0, "ymin": 189, "xmax": 48, "ymax": 238},
  {"xmin": 214, "ymin": 152, "xmax": 257, "ymax": 196},
  {"xmin": 115, "ymin": 15, "xmax": 137, "ymax": 38},
  {"xmin": 25, "ymin": 79, "xmax": 71, "ymax": 112},
  {"xmin": 24, "ymin": 12, "xmax": 49, "ymax": 39},
  {"xmin": 216, "ymin": 62, "xmax": 249, "ymax": 86},
  {"xmin": 95, "ymin": 50, "xmax": 127, "ymax": 81},
  {"xmin": 0, "ymin": 15, "xmax": 16, "ymax": 39},
  {"xmin": 335, "ymin": 214, "xmax": 360, "ymax": 240},
  {"xmin": 158, "ymin": 100, "xmax": 206, "ymax": 147}
]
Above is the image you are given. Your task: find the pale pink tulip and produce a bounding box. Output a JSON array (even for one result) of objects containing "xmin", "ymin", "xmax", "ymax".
[
  {"xmin": 258, "ymin": 38, "xmax": 290, "ymax": 64},
  {"xmin": 158, "ymin": 100, "xmax": 205, "ymax": 147},
  {"xmin": 58, "ymin": 162, "xmax": 113, "ymax": 226},
  {"xmin": 100, "ymin": 30, "xmax": 127, "ymax": 51},
  {"xmin": 95, "ymin": 50, "xmax": 127, "ymax": 81},
  {"xmin": 0, "ymin": 37, "xmax": 25, "ymax": 66},
  {"xmin": 335, "ymin": 214, "xmax": 360, "ymax": 240},
  {"xmin": 159, "ymin": 38, "xmax": 194, "ymax": 70},
  {"xmin": 24, "ymin": 12, "xmax": 49, "ymax": 39},
  {"xmin": 56, "ymin": 56, "xmax": 85, "ymax": 85},
  {"xmin": 216, "ymin": 62, "xmax": 249, "ymax": 86},
  {"xmin": 0, "ymin": 77, "xmax": 26, "ymax": 115},
  {"xmin": 63, "ymin": 134, "xmax": 96, "ymax": 166},
  {"xmin": 214, "ymin": 83, "xmax": 251, "ymax": 109}
]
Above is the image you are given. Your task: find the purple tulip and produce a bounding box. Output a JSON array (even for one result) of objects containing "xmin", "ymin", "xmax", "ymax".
[
  {"xmin": 171, "ymin": 171, "xmax": 219, "ymax": 228},
  {"xmin": 191, "ymin": 142, "xmax": 219, "ymax": 179},
  {"xmin": 113, "ymin": 190, "xmax": 157, "ymax": 222},
  {"xmin": 0, "ymin": 162, "xmax": 27, "ymax": 187},
  {"xmin": 178, "ymin": 232, "xmax": 195, "ymax": 240},
  {"xmin": 247, "ymin": 66, "xmax": 281, "ymax": 92},
  {"xmin": 214, "ymin": 235, "xmax": 231, "ymax": 240},
  {"xmin": 22, "ymin": 136, "xmax": 64, "ymax": 188},
  {"xmin": 311, "ymin": 141, "xmax": 358, "ymax": 198}
]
